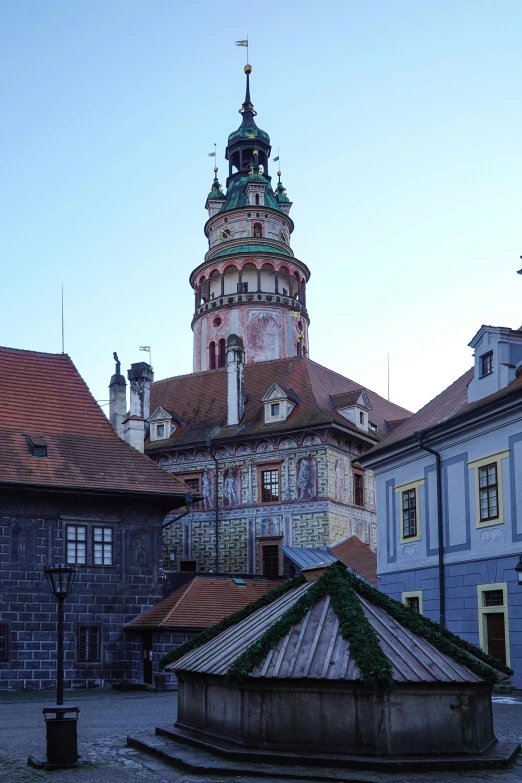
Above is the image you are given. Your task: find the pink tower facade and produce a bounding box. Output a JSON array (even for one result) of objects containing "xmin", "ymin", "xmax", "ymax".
[{"xmin": 191, "ymin": 66, "xmax": 310, "ymax": 372}]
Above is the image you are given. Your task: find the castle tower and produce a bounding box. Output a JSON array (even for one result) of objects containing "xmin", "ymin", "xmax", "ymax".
[{"xmin": 191, "ymin": 65, "xmax": 311, "ymax": 372}]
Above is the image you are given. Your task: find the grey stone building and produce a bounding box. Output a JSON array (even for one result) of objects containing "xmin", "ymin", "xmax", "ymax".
[{"xmin": 0, "ymin": 346, "xmax": 189, "ymax": 690}]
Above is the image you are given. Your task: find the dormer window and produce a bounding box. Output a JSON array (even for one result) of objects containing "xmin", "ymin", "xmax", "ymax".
[
  {"xmin": 148, "ymin": 406, "xmax": 176, "ymax": 442},
  {"xmin": 480, "ymin": 351, "xmax": 493, "ymax": 377},
  {"xmin": 261, "ymin": 383, "xmax": 297, "ymax": 424},
  {"xmin": 26, "ymin": 435, "xmax": 47, "ymax": 458},
  {"xmin": 359, "ymin": 411, "xmax": 364, "ymax": 425}
]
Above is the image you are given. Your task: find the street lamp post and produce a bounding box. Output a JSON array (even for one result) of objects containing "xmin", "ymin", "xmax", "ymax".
[{"xmin": 41, "ymin": 564, "xmax": 79, "ymax": 768}]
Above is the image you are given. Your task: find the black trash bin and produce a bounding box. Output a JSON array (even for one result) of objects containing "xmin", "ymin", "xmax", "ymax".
[{"xmin": 43, "ymin": 705, "xmax": 80, "ymax": 768}]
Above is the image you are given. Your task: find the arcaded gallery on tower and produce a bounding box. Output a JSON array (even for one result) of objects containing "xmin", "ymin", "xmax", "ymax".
[{"xmin": 110, "ymin": 66, "xmax": 411, "ymax": 578}]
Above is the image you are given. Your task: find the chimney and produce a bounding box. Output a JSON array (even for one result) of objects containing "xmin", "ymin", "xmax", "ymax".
[
  {"xmin": 123, "ymin": 361, "xmax": 154, "ymax": 452},
  {"xmin": 109, "ymin": 352, "xmax": 127, "ymax": 439},
  {"xmin": 226, "ymin": 334, "xmax": 245, "ymax": 427}
]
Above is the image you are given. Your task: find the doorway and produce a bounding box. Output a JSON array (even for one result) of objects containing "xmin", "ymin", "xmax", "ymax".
[
  {"xmin": 142, "ymin": 633, "xmax": 153, "ymax": 684},
  {"xmin": 486, "ymin": 613, "xmax": 506, "ymax": 664}
]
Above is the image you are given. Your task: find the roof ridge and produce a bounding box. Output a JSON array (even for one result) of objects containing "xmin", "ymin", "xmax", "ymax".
[
  {"xmin": 0, "ymin": 345, "xmax": 71, "ymax": 359},
  {"xmin": 163, "ymin": 577, "xmax": 198, "ymax": 626},
  {"xmin": 304, "ymin": 358, "xmax": 411, "ymax": 415}
]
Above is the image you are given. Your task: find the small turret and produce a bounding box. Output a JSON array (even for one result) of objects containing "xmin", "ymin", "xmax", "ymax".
[
  {"xmin": 275, "ymin": 171, "xmax": 292, "ymax": 214},
  {"xmin": 205, "ymin": 168, "xmax": 226, "ymax": 217}
]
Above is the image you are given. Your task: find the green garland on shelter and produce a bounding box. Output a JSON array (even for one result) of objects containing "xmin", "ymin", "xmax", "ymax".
[
  {"xmin": 343, "ymin": 567, "xmax": 513, "ymax": 680},
  {"xmin": 228, "ymin": 565, "xmax": 394, "ymax": 691},
  {"xmin": 159, "ymin": 574, "xmax": 305, "ymax": 670}
]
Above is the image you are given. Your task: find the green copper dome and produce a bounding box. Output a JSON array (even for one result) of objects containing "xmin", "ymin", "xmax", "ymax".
[{"xmin": 207, "ymin": 170, "xmax": 225, "ymax": 201}]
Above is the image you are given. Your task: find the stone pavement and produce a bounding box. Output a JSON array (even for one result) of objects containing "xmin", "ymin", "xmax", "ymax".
[{"xmin": 0, "ymin": 689, "xmax": 521, "ymax": 783}]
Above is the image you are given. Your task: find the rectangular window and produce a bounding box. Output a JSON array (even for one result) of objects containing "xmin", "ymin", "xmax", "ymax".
[
  {"xmin": 480, "ymin": 352, "xmax": 493, "ymax": 377},
  {"xmin": 478, "ymin": 463, "xmax": 498, "ymax": 521},
  {"xmin": 262, "ymin": 545, "xmax": 280, "ymax": 577},
  {"xmin": 182, "ymin": 476, "xmax": 202, "ymax": 510},
  {"xmin": 93, "ymin": 527, "xmax": 113, "ymax": 566},
  {"xmin": 237, "ymin": 282, "xmax": 248, "ymax": 293},
  {"xmin": 271, "ymin": 403, "xmax": 280, "ymax": 416},
  {"xmin": 402, "ymin": 591, "xmax": 423, "ymax": 614},
  {"xmin": 0, "ymin": 624, "xmax": 8, "ymax": 662},
  {"xmin": 156, "ymin": 423, "xmax": 165, "ymax": 438},
  {"xmin": 78, "ymin": 625, "xmax": 101, "ymax": 662},
  {"xmin": 402, "ymin": 488, "xmax": 417, "ymax": 538},
  {"xmin": 359, "ymin": 411, "xmax": 364, "ymax": 425},
  {"xmin": 66, "ymin": 525, "xmax": 86, "ymax": 565},
  {"xmin": 354, "ymin": 473, "xmax": 364, "ymax": 506},
  {"xmin": 261, "ymin": 469, "xmax": 280, "ymax": 503},
  {"xmin": 483, "ymin": 589, "xmax": 504, "ymax": 607}
]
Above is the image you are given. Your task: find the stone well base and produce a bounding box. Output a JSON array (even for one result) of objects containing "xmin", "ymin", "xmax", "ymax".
[{"xmin": 177, "ymin": 673, "xmax": 497, "ymax": 757}]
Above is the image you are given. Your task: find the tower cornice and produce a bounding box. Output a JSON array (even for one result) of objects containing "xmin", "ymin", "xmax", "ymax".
[
  {"xmin": 204, "ymin": 204, "xmax": 295, "ymax": 239},
  {"xmin": 189, "ymin": 252, "xmax": 311, "ymax": 289}
]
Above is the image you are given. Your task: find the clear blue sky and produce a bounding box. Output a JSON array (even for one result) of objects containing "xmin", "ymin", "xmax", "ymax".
[{"xmin": 1, "ymin": 0, "xmax": 521, "ymax": 415}]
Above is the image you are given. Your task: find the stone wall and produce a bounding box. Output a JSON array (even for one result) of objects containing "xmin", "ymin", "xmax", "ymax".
[{"xmin": 0, "ymin": 489, "xmax": 165, "ymax": 691}]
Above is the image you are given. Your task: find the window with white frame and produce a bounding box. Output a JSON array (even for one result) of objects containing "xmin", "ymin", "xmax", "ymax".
[
  {"xmin": 93, "ymin": 527, "xmax": 113, "ymax": 566},
  {"xmin": 395, "ymin": 479, "xmax": 424, "ymax": 543},
  {"xmin": 66, "ymin": 525, "xmax": 87, "ymax": 565},
  {"xmin": 468, "ymin": 451, "xmax": 508, "ymax": 527},
  {"xmin": 402, "ymin": 591, "xmax": 423, "ymax": 614}
]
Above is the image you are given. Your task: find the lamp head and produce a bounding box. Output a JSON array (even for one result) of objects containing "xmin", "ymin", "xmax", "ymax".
[{"xmin": 44, "ymin": 563, "xmax": 77, "ymax": 599}]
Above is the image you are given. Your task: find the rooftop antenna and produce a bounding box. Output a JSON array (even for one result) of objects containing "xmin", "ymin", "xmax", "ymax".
[
  {"xmin": 387, "ymin": 351, "xmax": 390, "ymax": 401},
  {"xmin": 517, "ymin": 255, "xmax": 522, "ymax": 275},
  {"xmin": 61, "ymin": 283, "xmax": 65, "ymax": 354}
]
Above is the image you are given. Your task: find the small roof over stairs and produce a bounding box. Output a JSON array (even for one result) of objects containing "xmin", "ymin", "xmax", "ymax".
[{"xmin": 163, "ymin": 564, "xmax": 511, "ymax": 690}]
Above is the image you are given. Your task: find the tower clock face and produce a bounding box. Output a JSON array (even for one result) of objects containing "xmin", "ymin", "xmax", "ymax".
[
  {"xmin": 279, "ymin": 227, "xmax": 290, "ymax": 244},
  {"xmin": 220, "ymin": 225, "xmax": 235, "ymax": 241}
]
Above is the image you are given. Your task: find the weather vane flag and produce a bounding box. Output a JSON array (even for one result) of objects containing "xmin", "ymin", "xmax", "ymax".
[
  {"xmin": 235, "ymin": 38, "xmax": 249, "ymax": 62},
  {"xmin": 139, "ymin": 345, "xmax": 152, "ymax": 368}
]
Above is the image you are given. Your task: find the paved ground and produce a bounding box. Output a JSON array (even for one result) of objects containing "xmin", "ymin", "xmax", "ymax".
[{"xmin": 0, "ymin": 688, "xmax": 521, "ymax": 783}]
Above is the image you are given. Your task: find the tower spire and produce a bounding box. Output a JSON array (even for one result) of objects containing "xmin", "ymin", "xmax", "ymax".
[{"xmin": 241, "ymin": 64, "xmax": 254, "ymax": 116}]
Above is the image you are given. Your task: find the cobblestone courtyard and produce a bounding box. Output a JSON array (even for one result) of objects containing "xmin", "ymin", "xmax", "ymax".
[{"xmin": 0, "ymin": 689, "xmax": 521, "ymax": 783}]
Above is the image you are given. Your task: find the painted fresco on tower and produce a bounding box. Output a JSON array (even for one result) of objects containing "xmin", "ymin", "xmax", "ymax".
[
  {"xmin": 334, "ymin": 457, "xmax": 346, "ymax": 502},
  {"xmin": 259, "ymin": 516, "xmax": 281, "ymax": 537},
  {"xmin": 223, "ymin": 466, "xmax": 241, "ymax": 507},
  {"xmin": 296, "ymin": 455, "xmax": 318, "ymax": 500},
  {"xmin": 247, "ymin": 312, "xmax": 280, "ymax": 362},
  {"xmin": 201, "ymin": 468, "xmax": 215, "ymax": 510}
]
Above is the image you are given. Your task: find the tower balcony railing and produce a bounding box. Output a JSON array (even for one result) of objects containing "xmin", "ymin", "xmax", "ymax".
[{"xmin": 192, "ymin": 290, "xmax": 309, "ymax": 327}]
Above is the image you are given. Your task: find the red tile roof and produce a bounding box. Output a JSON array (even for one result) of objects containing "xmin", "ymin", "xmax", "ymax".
[
  {"xmin": 365, "ymin": 366, "xmax": 522, "ymax": 459},
  {"xmin": 330, "ymin": 536, "xmax": 377, "ymax": 585},
  {"xmin": 147, "ymin": 357, "xmax": 411, "ymax": 450},
  {"xmin": 125, "ymin": 575, "xmax": 283, "ymax": 630},
  {"xmin": 0, "ymin": 346, "xmax": 190, "ymax": 499}
]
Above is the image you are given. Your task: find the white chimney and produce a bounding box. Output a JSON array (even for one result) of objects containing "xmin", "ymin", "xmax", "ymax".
[
  {"xmin": 226, "ymin": 334, "xmax": 245, "ymax": 427},
  {"xmin": 109, "ymin": 352, "xmax": 127, "ymax": 439},
  {"xmin": 123, "ymin": 361, "xmax": 154, "ymax": 452}
]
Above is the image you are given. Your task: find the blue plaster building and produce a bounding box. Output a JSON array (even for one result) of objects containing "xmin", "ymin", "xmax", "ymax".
[{"xmin": 360, "ymin": 325, "xmax": 522, "ymax": 687}]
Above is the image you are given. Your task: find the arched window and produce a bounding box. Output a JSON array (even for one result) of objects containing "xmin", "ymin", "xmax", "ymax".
[
  {"xmin": 253, "ymin": 222, "xmax": 263, "ymax": 238},
  {"xmin": 255, "ymin": 193, "xmax": 260, "ymax": 206},
  {"xmin": 209, "ymin": 342, "xmax": 216, "ymax": 370},
  {"xmin": 218, "ymin": 338, "xmax": 226, "ymax": 368},
  {"xmin": 296, "ymin": 341, "xmax": 302, "ymax": 358}
]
